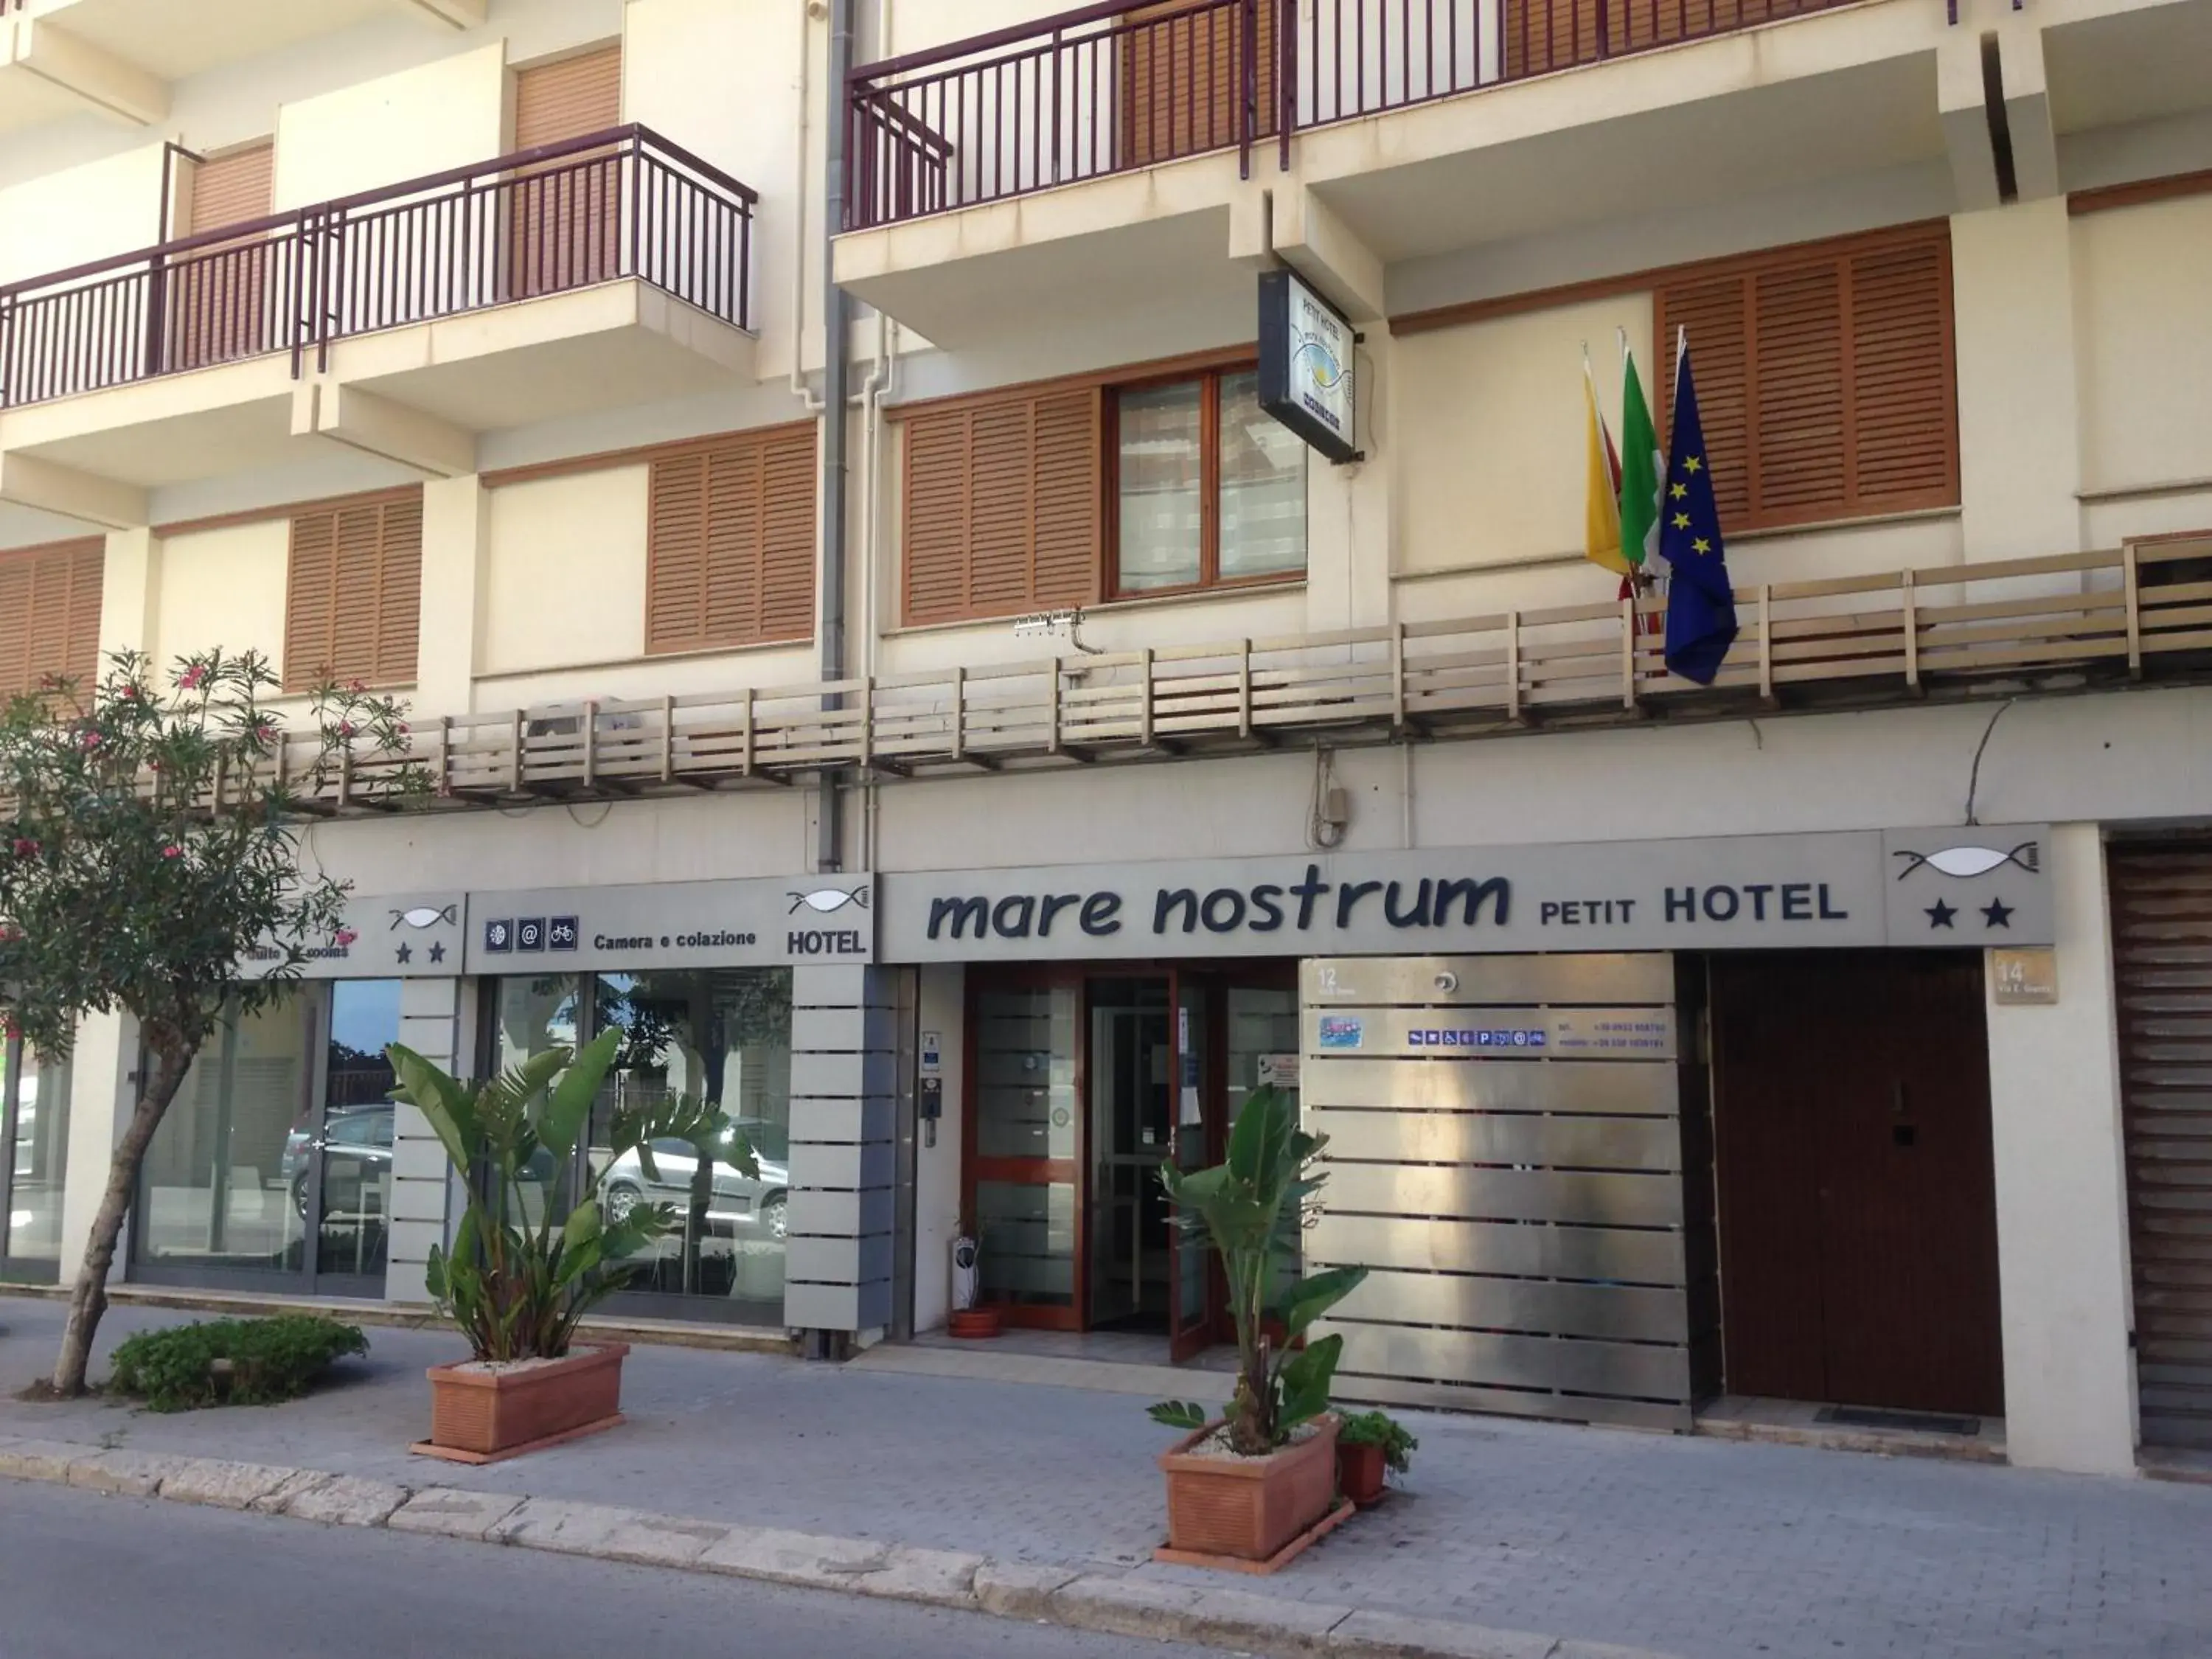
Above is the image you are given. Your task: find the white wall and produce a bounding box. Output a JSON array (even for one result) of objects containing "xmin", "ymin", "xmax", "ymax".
[
  {"xmin": 481, "ymin": 467, "xmax": 649, "ymax": 675},
  {"xmin": 153, "ymin": 521, "xmax": 290, "ymax": 675},
  {"xmin": 57, "ymin": 1009, "xmax": 136, "ymax": 1281},
  {"xmin": 1984, "ymin": 822, "xmax": 2138, "ymax": 1474},
  {"xmin": 0, "ymin": 140, "xmax": 167, "ymax": 285},
  {"xmin": 2073, "ymin": 193, "xmax": 2212, "ymax": 495},
  {"xmin": 273, "ymin": 41, "xmax": 507, "ymax": 207},
  {"xmin": 913, "ymin": 962, "xmax": 964, "ymax": 1333}
]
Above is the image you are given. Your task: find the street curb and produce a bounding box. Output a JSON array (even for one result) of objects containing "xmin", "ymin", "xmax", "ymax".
[{"xmin": 0, "ymin": 1436, "xmax": 1680, "ymax": 1659}]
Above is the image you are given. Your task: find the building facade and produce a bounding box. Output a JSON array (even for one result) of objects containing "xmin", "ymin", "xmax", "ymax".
[{"xmin": 1, "ymin": 0, "xmax": 2209, "ymax": 1478}]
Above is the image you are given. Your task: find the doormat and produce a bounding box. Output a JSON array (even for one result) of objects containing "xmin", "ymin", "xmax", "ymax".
[{"xmin": 1817, "ymin": 1405, "xmax": 1981, "ymax": 1436}]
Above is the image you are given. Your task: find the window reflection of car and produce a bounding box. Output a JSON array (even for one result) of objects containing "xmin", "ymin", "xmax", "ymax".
[
  {"xmin": 283, "ymin": 1105, "xmax": 395, "ymax": 1217},
  {"xmin": 596, "ymin": 1124, "xmax": 787, "ymax": 1242}
]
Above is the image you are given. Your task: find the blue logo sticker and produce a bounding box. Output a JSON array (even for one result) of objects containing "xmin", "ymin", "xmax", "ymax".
[
  {"xmin": 1409, "ymin": 1028, "xmax": 1548, "ymax": 1049},
  {"xmin": 516, "ymin": 917, "xmax": 546, "ymax": 953},
  {"xmin": 1317, "ymin": 1016, "xmax": 1364, "ymax": 1050},
  {"xmin": 548, "ymin": 916, "xmax": 580, "ymax": 951},
  {"xmin": 483, "ymin": 919, "xmax": 513, "ymax": 954}
]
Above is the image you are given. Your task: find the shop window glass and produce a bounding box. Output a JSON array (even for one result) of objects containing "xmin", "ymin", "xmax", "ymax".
[
  {"xmin": 588, "ymin": 969, "xmax": 793, "ymax": 1312},
  {"xmin": 316, "ymin": 980, "xmax": 400, "ymax": 1281},
  {"xmin": 490, "ymin": 974, "xmax": 583, "ymax": 1234},
  {"xmin": 142, "ymin": 994, "xmax": 316, "ymax": 1271},
  {"xmin": 4, "ymin": 1040, "xmax": 70, "ymax": 1265}
]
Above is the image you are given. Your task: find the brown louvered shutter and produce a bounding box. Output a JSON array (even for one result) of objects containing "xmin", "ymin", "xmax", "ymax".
[
  {"xmin": 1503, "ymin": 0, "xmax": 1831, "ymax": 77},
  {"xmin": 0, "ymin": 540, "xmax": 103, "ymax": 698},
  {"xmin": 645, "ymin": 423, "xmax": 818, "ymax": 655},
  {"xmin": 512, "ymin": 46, "xmax": 624, "ymax": 299},
  {"xmin": 283, "ymin": 493, "xmax": 422, "ymax": 692},
  {"xmin": 173, "ymin": 139, "xmax": 275, "ymax": 373},
  {"xmin": 1656, "ymin": 223, "xmax": 1955, "ymax": 532},
  {"xmin": 1121, "ymin": 1, "xmax": 1276, "ymax": 168},
  {"xmin": 902, "ymin": 386, "xmax": 1103, "ymax": 625}
]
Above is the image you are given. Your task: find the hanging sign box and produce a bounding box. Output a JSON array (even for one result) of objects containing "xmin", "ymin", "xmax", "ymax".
[{"xmin": 1257, "ymin": 268, "xmax": 1360, "ymax": 464}]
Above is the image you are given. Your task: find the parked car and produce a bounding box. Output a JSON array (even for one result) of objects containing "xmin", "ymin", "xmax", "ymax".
[
  {"xmin": 284, "ymin": 1105, "xmax": 395, "ymax": 1217},
  {"xmin": 596, "ymin": 1121, "xmax": 788, "ymax": 1241}
]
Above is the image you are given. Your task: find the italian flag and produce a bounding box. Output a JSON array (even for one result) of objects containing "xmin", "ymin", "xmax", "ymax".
[{"xmin": 1618, "ymin": 343, "xmax": 1662, "ymax": 574}]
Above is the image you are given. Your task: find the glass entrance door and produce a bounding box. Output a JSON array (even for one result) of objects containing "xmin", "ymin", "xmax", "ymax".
[
  {"xmin": 1165, "ymin": 971, "xmax": 1215, "ymax": 1361},
  {"xmin": 970, "ymin": 975, "xmax": 1082, "ymax": 1327}
]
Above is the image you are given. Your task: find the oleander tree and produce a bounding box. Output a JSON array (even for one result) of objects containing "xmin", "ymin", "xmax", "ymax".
[{"xmin": 0, "ymin": 650, "xmax": 417, "ymax": 1396}]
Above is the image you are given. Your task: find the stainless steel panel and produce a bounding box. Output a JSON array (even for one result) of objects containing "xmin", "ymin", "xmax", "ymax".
[
  {"xmin": 1304, "ymin": 1006, "xmax": 1677, "ymax": 1061},
  {"xmin": 1301, "ymin": 1056, "xmax": 1680, "ymax": 1116},
  {"xmin": 1332, "ymin": 1371, "xmax": 1691, "ymax": 1433},
  {"xmin": 1304, "ymin": 954, "xmax": 1674, "ymax": 1007},
  {"xmin": 1324, "ymin": 1163, "xmax": 1684, "ymax": 1228},
  {"xmin": 1324, "ymin": 1321, "xmax": 1691, "ymax": 1402},
  {"xmin": 1334, "ymin": 1267, "xmax": 1687, "ymax": 1343},
  {"xmin": 1309, "ymin": 1107, "xmax": 1680, "ymax": 1173},
  {"xmin": 1307, "ymin": 1213, "xmax": 1688, "ymax": 1284}
]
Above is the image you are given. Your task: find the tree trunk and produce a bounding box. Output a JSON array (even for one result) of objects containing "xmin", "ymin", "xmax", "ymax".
[{"xmin": 49, "ymin": 1043, "xmax": 192, "ymax": 1397}]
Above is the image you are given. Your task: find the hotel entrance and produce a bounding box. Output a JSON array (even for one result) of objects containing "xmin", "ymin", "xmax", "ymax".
[{"xmin": 964, "ymin": 964, "xmax": 1298, "ymax": 1359}]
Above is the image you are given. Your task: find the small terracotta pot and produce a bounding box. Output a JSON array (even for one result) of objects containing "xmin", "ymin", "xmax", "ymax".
[
  {"xmin": 425, "ymin": 1343, "xmax": 627, "ymax": 1458},
  {"xmin": 1158, "ymin": 1414, "xmax": 1339, "ymax": 1562},
  {"xmin": 948, "ymin": 1307, "xmax": 1002, "ymax": 1340},
  {"xmin": 1337, "ymin": 1439, "xmax": 1388, "ymax": 1507}
]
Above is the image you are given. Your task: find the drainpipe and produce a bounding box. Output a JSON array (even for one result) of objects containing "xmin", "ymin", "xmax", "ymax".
[{"xmin": 816, "ymin": 0, "xmax": 853, "ymax": 875}]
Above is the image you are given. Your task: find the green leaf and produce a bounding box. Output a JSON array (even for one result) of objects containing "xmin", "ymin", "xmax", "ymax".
[
  {"xmin": 1147, "ymin": 1400, "xmax": 1212, "ymax": 1430},
  {"xmin": 1280, "ymin": 1264, "xmax": 1367, "ymax": 1341},
  {"xmin": 1276, "ymin": 1335, "xmax": 1344, "ymax": 1436},
  {"xmin": 541, "ymin": 1027, "xmax": 619, "ymax": 1162},
  {"xmin": 385, "ymin": 1043, "xmax": 476, "ymax": 1176}
]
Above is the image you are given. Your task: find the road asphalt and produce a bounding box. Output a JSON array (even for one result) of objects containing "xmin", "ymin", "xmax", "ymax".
[{"xmin": 0, "ymin": 1479, "xmax": 1222, "ymax": 1659}]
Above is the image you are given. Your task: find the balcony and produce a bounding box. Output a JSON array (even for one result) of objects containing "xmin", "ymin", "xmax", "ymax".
[
  {"xmin": 0, "ymin": 125, "xmax": 757, "ymax": 516},
  {"xmin": 274, "ymin": 537, "xmax": 2212, "ymax": 810}
]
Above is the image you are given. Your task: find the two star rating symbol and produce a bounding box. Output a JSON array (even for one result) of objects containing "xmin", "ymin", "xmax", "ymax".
[
  {"xmin": 1924, "ymin": 898, "xmax": 2013, "ymax": 930},
  {"xmin": 392, "ymin": 941, "xmax": 448, "ymax": 965}
]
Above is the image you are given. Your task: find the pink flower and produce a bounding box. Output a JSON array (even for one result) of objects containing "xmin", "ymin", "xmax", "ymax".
[
  {"xmin": 348, "ymin": 679, "xmax": 366, "ymax": 694},
  {"xmin": 254, "ymin": 723, "xmax": 276, "ymax": 743},
  {"xmin": 179, "ymin": 665, "xmax": 207, "ymax": 691},
  {"xmin": 161, "ymin": 844, "xmax": 182, "ymax": 860},
  {"xmin": 335, "ymin": 928, "xmax": 358, "ymax": 947},
  {"xmin": 337, "ymin": 721, "xmax": 357, "ymax": 739},
  {"xmin": 10, "ymin": 838, "xmax": 36, "ymax": 858},
  {"xmin": 118, "ymin": 684, "xmax": 139, "ymax": 701},
  {"xmin": 77, "ymin": 731, "xmax": 100, "ymax": 749},
  {"xmin": 395, "ymin": 722, "xmax": 411, "ymax": 737}
]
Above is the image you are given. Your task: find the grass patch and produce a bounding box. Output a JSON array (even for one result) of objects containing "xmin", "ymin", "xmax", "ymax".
[{"xmin": 108, "ymin": 1316, "xmax": 369, "ymax": 1412}]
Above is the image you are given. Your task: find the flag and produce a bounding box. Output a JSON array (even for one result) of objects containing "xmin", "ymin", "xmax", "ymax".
[
  {"xmin": 1617, "ymin": 341, "xmax": 1661, "ymax": 574},
  {"xmin": 1657, "ymin": 330, "xmax": 1739, "ymax": 685},
  {"xmin": 1582, "ymin": 350, "xmax": 1629, "ymax": 578}
]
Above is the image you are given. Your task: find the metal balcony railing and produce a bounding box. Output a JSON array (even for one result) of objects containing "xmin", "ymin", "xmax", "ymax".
[
  {"xmin": 845, "ymin": 0, "xmax": 1858, "ymax": 229},
  {"xmin": 0, "ymin": 125, "xmax": 757, "ymax": 411},
  {"xmin": 265, "ymin": 540, "xmax": 2212, "ymax": 813}
]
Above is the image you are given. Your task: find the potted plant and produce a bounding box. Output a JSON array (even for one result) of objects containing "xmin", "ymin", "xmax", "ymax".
[
  {"xmin": 1335, "ymin": 1409, "xmax": 1417, "ymax": 1506},
  {"xmin": 386, "ymin": 1028, "xmax": 742, "ymax": 1463},
  {"xmin": 1149, "ymin": 1085, "xmax": 1368, "ymax": 1567}
]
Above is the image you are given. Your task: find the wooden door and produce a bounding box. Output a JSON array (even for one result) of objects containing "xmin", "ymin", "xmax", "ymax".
[
  {"xmin": 169, "ymin": 140, "xmax": 275, "ymax": 373},
  {"xmin": 2110, "ymin": 841, "xmax": 2212, "ymax": 1448},
  {"xmin": 1121, "ymin": 1, "xmax": 1277, "ymax": 170},
  {"xmin": 1711, "ymin": 951, "xmax": 2003, "ymax": 1416},
  {"xmin": 510, "ymin": 46, "xmax": 623, "ymax": 299}
]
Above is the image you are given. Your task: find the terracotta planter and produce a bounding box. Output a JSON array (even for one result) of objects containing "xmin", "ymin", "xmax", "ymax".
[
  {"xmin": 1158, "ymin": 1414, "xmax": 1339, "ymax": 1562},
  {"xmin": 948, "ymin": 1307, "xmax": 1002, "ymax": 1340},
  {"xmin": 423, "ymin": 1343, "xmax": 627, "ymax": 1461},
  {"xmin": 1337, "ymin": 1439, "xmax": 1388, "ymax": 1507}
]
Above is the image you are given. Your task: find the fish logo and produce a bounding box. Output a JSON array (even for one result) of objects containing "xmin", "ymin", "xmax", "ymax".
[
  {"xmin": 1291, "ymin": 335, "xmax": 1343, "ymax": 392},
  {"xmin": 389, "ymin": 903, "xmax": 459, "ymax": 931},
  {"xmin": 1892, "ymin": 842, "xmax": 2039, "ymax": 881},
  {"xmin": 788, "ymin": 886, "xmax": 872, "ymax": 915}
]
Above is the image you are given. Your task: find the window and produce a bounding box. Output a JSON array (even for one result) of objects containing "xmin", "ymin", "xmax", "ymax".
[
  {"xmin": 283, "ymin": 491, "xmax": 423, "ymax": 692},
  {"xmin": 1112, "ymin": 367, "xmax": 1305, "ymax": 596},
  {"xmin": 0, "ymin": 539, "xmax": 102, "ymax": 700},
  {"xmin": 3, "ymin": 1037, "xmax": 70, "ymax": 1275},
  {"xmin": 646, "ymin": 424, "xmax": 819, "ymax": 654},
  {"xmin": 1654, "ymin": 223, "xmax": 1957, "ymax": 532}
]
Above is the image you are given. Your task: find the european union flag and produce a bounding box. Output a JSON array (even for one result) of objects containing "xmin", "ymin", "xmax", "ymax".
[{"xmin": 1657, "ymin": 333, "xmax": 1738, "ymax": 685}]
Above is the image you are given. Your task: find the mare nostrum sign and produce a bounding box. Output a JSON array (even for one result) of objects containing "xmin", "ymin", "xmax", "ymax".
[{"xmin": 878, "ymin": 828, "xmax": 2053, "ymax": 962}]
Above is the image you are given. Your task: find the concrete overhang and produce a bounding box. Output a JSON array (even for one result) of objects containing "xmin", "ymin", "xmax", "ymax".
[{"xmin": 2039, "ymin": 0, "xmax": 2212, "ymax": 133}]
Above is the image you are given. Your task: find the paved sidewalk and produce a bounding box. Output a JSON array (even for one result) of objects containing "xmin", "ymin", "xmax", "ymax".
[{"xmin": 4, "ymin": 1295, "xmax": 2208, "ymax": 1658}]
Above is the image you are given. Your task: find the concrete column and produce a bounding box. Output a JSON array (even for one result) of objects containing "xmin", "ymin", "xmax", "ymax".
[
  {"xmin": 415, "ymin": 474, "xmax": 487, "ymax": 717},
  {"xmin": 57, "ymin": 1009, "xmax": 139, "ymax": 1281},
  {"xmin": 783, "ymin": 965, "xmax": 896, "ymax": 1335},
  {"xmin": 1950, "ymin": 199, "xmax": 2084, "ymax": 563},
  {"xmin": 384, "ymin": 976, "xmax": 465, "ymax": 1303},
  {"xmin": 1985, "ymin": 821, "xmax": 2138, "ymax": 1475},
  {"xmin": 96, "ymin": 526, "xmax": 158, "ymax": 665}
]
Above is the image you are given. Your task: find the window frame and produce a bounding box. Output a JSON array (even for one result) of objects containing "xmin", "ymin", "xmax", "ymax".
[{"xmin": 1105, "ymin": 361, "xmax": 1307, "ymax": 601}]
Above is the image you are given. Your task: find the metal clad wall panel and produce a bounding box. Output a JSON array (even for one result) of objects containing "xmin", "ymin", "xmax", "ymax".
[
  {"xmin": 1304, "ymin": 953, "xmax": 1691, "ymax": 1429},
  {"xmin": 1309, "ymin": 1212, "xmax": 1687, "ymax": 1283},
  {"xmin": 1302, "ymin": 1055, "xmax": 1678, "ymax": 1115},
  {"xmin": 1310, "ymin": 1107, "xmax": 1680, "ymax": 1172}
]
